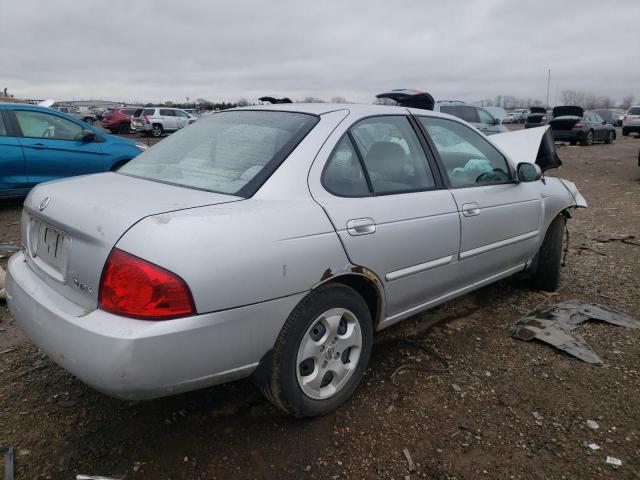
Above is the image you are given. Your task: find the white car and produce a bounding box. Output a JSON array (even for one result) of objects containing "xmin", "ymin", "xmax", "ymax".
[{"xmin": 132, "ymin": 107, "xmax": 197, "ymax": 137}]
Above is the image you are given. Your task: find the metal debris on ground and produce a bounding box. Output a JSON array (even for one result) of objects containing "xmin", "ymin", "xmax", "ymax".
[
  {"xmin": 390, "ymin": 338, "xmax": 449, "ymax": 385},
  {"xmin": 1, "ymin": 445, "xmax": 14, "ymax": 480},
  {"xmin": 605, "ymin": 456, "xmax": 622, "ymax": 467},
  {"xmin": 512, "ymin": 299, "xmax": 640, "ymax": 364},
  {"xmin": 586, "ymin": 443, "xmax": 601, "ymax": 451},
  {"xmin": 402, "ymin": 448, "xmax": 416, "ymax": 472},
  {"xmin": 586, "ymin": 420, "xmax": 599, "ymax": 430},
  {"xmin": 0, "ymin": 243, "xmax": 20, "ymax": 253},
  {"xmin": 77, "ymin": 476, "xmax": 121, "ymax": 480}
]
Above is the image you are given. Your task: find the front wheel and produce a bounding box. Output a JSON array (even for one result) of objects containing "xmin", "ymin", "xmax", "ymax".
[
  {"xmin": 605, "ymin": 130, "xmax": 615, "ymax": 144},
  {"xmin": 531, "ymin": 215, "xmax": 566, "ymax": 291},
  {"xmin": 257, "ymin": 283, "xmax": 373, "ymax": 417}
]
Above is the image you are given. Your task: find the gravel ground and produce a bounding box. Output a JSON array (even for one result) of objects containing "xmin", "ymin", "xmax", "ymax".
[{"xmin": 1, "ymin": 129, "xmax": 639, "ymax": 479}]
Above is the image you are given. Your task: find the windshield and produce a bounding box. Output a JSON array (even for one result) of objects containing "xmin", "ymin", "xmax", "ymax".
[{"xmin": 119, "ymin": 110, "xmax": 318, "ymax": 196}]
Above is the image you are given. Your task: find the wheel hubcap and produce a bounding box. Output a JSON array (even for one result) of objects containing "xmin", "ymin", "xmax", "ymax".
[{"xmin": 296, "ymin": 308, "xmax": 362, "ymax": 400}]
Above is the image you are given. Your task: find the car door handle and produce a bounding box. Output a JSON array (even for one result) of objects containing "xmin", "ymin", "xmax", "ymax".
[
  {"xmin": 462, "ymin": 203, "xmax": 480, "ymax": 217},
  {"xmin": 29, "ymin": 143, "xmax": 46, "ymax": 149},
  {"xmin": 346, "ymin": 218, "xmax": 376, "ymax": 236}
]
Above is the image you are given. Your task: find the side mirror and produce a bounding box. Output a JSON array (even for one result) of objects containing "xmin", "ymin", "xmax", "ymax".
[
  {"xmin": 517, "ymin": 162, "xmax": 542, "ymax": 182},
  {"xmin": 81, "ymin": 129, "xmax": 96, "ymax": 142},
  {"xmin": 494, "ymin": 118, "xmax": 501, "ymax": 125}
]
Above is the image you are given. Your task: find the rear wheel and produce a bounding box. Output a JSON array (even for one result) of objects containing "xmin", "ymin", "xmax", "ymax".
[
  {"xmin": 257, "ymin": 283, "xmax": 373, "ymax": 417},
  {"xmin": 622, "ymin": 128, "xmax": 629, "ymax": 137},
  {"xmin": 83, "ymin": 117, "xmax": 94, "ymax": 125},
  {"xmin": 581, "ymin": 130, "xmax": 594, "ymax": 146},
  {"xmin": 605, "ymin": 130, "xmax": 615, "ymax": 144},
  {"xmin": 117, "ymin": 122, "xmax": 130, "ymax": 134},
  {"xmin": 531, "ymin": 215, "xmax": 566, "ymax": 291},
  {"xmin": 151, "ymin": 124, "xmax": 163, "ymax": 137}
]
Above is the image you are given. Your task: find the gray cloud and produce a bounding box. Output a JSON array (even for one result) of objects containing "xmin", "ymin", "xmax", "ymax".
[{"xmin": 1, "ymin": 0, "xmax": 638, "ymax": 104}]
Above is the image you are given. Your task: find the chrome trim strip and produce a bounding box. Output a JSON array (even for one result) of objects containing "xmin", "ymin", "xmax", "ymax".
[
  {"xmin": 459, "ymin": 230, "xmax": 539, "ymax": 260},
  {"xmin": 386, "ymin": 255, "xmax": 454, "ymax": 282}
]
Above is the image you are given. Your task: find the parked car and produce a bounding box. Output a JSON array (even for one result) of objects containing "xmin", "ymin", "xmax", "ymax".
[
  {"xmin": 6, "ymin": 102, "xmax": 586, "ymax": 417},
  {"xmin": 483, "ymin": 106, "xmax": 508, "ymax": 122},
  {"xmin": 102, "ymin": 107, "xmax": 141, "ymax": 134},
  {"xmin": 131, "ymin": 107, "xmax": 197, "ymax": 137},
  {"xmin": 524, "ymin": 107, "xmax": 549, "ymax": 129},
  {"xmin": 622, "ymin": 106, "xmax": 640, "ymax": 137},
  {"xmin": 0, "ymin": 104, "xmax": 147, "ymax": 198},
  {"xmin": 501, "ymin": 112, "xmax": 520, "ymax": 124},
  {"xmin": 511, "ymin": 109, "xmax": 530, "ymax": 124},
  {"xmin": 53, "ymin": 106, "xmax": 97, "ymax": 125},
  {"xmin": 592, "ymin": 109, "xmax": 623, "ymax": 127},
  {"xmin": 549, "ymin": 106, "xmax": 616, "ymax": 145}
]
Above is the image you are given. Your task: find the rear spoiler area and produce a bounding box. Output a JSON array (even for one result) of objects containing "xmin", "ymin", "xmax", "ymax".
[
  {"xmin": 490, "ymin": 126, "xmax": 561, "ymax": 172},
  {"xmin": 376, "ymin": 89, "xmax": 435, "ymax": 111}
]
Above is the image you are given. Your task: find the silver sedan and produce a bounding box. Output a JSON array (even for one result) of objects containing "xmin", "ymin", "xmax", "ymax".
[{"xmin": 6, "ymin": 103, "xmax": 586, "ymax": 416}]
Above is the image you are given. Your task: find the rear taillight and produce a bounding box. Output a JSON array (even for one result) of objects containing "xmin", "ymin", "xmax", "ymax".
[
  {"xmin": 99, "ymin": 248, "xmax": 195, "ymax": 320},
  {"xmin": 143, "ymin": 115, "xmax": 149, "ymax": 123},
  {"xmin": 572, "ymin": 123, "xmax": 584, "ymax": 129},
  {"xmin": 623, "ymin": 115, "xmax": 627, "ymax": 122}
]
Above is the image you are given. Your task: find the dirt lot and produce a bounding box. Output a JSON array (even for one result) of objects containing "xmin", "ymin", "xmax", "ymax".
[{"xmin": 1, "ymin": 129, "xmax": 639, "ymax": 479}]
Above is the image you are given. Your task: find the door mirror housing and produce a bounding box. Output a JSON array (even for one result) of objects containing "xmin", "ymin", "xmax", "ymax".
[
  {"xmin": 517, "ymin": 162, "xmax": 542, "ymax": 182},
  {"xmin": 494, "ymin": 118, "xmax": 501, "ymax": 125},
  {"xmin": 80, "ymin": 129, "xmax": 96, "ymax": 142}
]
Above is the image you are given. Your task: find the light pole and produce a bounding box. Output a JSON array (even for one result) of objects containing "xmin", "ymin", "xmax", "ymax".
[{"xmin": 546, "ymin": 69, "xmax": 551, "ymax": 109}]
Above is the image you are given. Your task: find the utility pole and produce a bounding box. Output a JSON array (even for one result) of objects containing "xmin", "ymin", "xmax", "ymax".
[{"xmin": 546, "ymin": 69, "xmax": 551, "ymax": 109}]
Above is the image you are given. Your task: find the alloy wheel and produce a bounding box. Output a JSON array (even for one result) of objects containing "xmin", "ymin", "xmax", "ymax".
[{"xmin": 296, "ymin": 308, "xmax": 362, "ymax": 400}]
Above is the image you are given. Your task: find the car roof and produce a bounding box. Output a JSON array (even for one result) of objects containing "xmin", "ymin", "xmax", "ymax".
[{"xmin": 233, "ymin": 103, "xmax": 409, "ymax": 116}]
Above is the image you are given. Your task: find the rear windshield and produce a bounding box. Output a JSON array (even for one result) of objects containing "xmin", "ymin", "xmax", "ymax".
[
  {"xmin": 142, "ymin": 108, "xmax": 155, "ymax": 116},
  {"xmin": 628, "ymin": 107, "xmax": 640, "ymax": 115},
  {"xmin": 119, "ymin": 110, "xmax": 319, "ymax": 196}
]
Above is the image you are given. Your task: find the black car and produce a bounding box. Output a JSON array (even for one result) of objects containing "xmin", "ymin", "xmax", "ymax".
[
  {"xmin": 549, "ymin": 106, "xmax": 615, "ymax": 146},
  {"xmin": 524, "ymin": 106, "xmax": 549, "ymax": 129}
]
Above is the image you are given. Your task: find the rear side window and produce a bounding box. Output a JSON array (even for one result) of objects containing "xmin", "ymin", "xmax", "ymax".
[
  {"xmin": 628, "ymin": 107, "xmax": 640, "ymax": 115},
  {"xmin": 459, "ymin": 106, "xmax": 479, "ymax": 123},
  {"xmin": 159, "ymin": 109, "xmax": 175, "ymax": 116},
  {"xmin": 119, "ymin": 111, "xmax": 318, "ymax": 196},
  {"xmin": 350, "ymin": 116, "xmax": 435, "ymax": 194},
  {"xmin": 418, "ymin": 116, "xmax": 511, "ymax": 187},
  {"xmin": 477, "ymin": 108, "xmax": 495, "ymax": 124},
  {"xmin": 0, "ymin": 112, "xmax": 7, "ymax": 136},
  {"xmin": 142, "ymin": 109, "xmax": 155, "ymax": 116},
  {"xmin": 121, "ymin": 109, "xmax": 138, "ymax": 116},
  {"xmin": 323, "ymin": 136, "xmax": 370, "ymax": 197},
  {"xmin": 439, "ymin": 105, "xmax": 460, "ymax": 117}
]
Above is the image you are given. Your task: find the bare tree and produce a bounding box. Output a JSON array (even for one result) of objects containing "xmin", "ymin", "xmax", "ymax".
[
  {"xmin": 330, "ymin": 96, "xmax": 349, "ymax": 104},
  {"xmin": 620, "ymin": 95, "xmax": 635, "ymax": 109},
  {"xmin": 237, "ymin": 98, "xmax": 249, "ymax": 107},
  {"xmin": 301, "ymin": 96, "xmax": 325, "ymax": 103}
]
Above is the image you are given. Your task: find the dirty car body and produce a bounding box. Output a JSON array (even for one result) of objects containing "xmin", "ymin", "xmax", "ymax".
[{"xmin": 6, "ymin": 104, "xmax": 586, "ymax": 415}]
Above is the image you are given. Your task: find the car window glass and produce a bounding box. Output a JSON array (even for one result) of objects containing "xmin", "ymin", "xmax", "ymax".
[
  {"xmin": 459, "ymin": 106, "xmax": 479, "ymax": 123},
  {"xmin": 160, "ymin": 109, "xmax": 175, "ymax": 116},
  {"xmin": 142, "ymin": 109, "xmax": 155, "ymax": 116},
  {"xmin": 0, "ymin": 113, "xmax": 7, "ymax": 136},
  {"xmin": 418, "ymin": 116, "xmax": 511, "ymax": 187},
  {"xmin": 350, "ymin": 116, "xmax": 435, "ymax": 194},
  {"xmin": 477, "ymin": 108, "xmax": 495, "ymax": 124},
  {"xmin": 323, "ymin": 135, "xmax": 370, "ymax": 197},
  {"xmin": 439, "ymin": 105, "xmax": 459, "ymax": 117},
  {"xmin": 628, "ymin": 107, "xmax": 640, "ymax": 115},
  {"xmin": 15, "ymin": 110, "xmax": 83, "ymax": 141},
  {"xmin": 175, "ymin": 110, "xmax": 189, "ymax": 118},
  {"xmin": 119, "ymin": 111, "xmax": 318, "ymax": 196},
  {"xmin": 592, "ymin": 113, "xmax": 603, "ymax": 123}
]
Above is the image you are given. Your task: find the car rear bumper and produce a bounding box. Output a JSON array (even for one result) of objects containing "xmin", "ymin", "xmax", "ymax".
[
  {"xmin": 6, "ymin": 251, "xmax": 304, "ymax": 400},
  {"xmin": 622, "ymin": 125, "xmax": 640, "ymax": 133},
  {"xmin": 552, "ymin": 130, "xmax": 583, "ymax": 142}
]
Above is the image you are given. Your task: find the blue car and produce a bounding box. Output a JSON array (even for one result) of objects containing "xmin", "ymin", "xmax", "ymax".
[{"xmin": 0, "ymin": 103, "xmax": 147, "ymax": 198}]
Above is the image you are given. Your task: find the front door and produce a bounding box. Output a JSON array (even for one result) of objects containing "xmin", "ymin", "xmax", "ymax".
[
  {"xmin": 416, "ymin": 115, "xmax": 542, "ymax": 286},
  {"xmin": 309, "ymin": 114, "xmax": 461, "ymax": 317},
  {"xmin": 0, "ymin": 111, "xmax": 28, "ymax": 194},
  {"xmin": 159, "ymin": 109, "xmax": 178, "ymax": 131},
  {"xmin": 12, "ymin": 109, "xmax": 104, "ymax": 185}
]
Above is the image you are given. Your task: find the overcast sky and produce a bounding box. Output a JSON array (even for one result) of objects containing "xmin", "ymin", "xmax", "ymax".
[{"xmin": 1, "ymin": 0, "xmax": 638, "ymax": 105}]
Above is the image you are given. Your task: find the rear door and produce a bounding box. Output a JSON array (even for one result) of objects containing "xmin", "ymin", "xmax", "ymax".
[
  {"xmin": 416, "ymin": 115, "xmax": 542, "ymax": 286},
  {"xmin": 589, "ymin": 113, "xmax": 607, "ymax": 141},
  {"xmin": 0, "ymin": 110, "xmax": 29, "ymax": 194},
  {"xmin": 309, "ymin": 114, "xmax": 462, "ymax": 317},
  {"xmin": 12, "ymin": 108, "xmax": 104, "ymax": 184},
  {"xmin": 159, "ymin": 109, "xmax": 178, "ymax": 131}
]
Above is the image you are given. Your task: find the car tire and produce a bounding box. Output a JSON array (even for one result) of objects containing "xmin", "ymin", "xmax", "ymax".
[
  {"xmin": 257, "ymin": 283, "xmax": 373, "ymax": 417},
  {"xmin": 117, "ymin": 123, "xmax": 130, "ymax": 134},
  {"xmin": 605, "ymin": 130, "xmax": 615, "ymax": 144},
  {"xmin": 531, "ymin": 214, "xmax": 566, "ymax": 291},
  {"xmin": 569, "ymin": 141, "xmax": 577, "ymax": 146},
  {"xmin": 581, "ymin": 130, "xmax": 594, "ymax": 146},
  {"xmin": 151, "ymin": 124, "xmax": 163, "ymax": 137}
]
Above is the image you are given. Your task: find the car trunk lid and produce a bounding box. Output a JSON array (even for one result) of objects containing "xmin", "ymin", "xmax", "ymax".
[
  {"xmin": 22, "ymin": 172, "xmax": 241, "ymax": 310},
  {"xmin": 552, "ymin": 106, "xmax": 584, "ymax": 118}
]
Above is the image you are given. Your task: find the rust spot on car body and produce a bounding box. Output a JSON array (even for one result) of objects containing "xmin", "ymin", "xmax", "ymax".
[
  {"xmin": 351, "ymin": 265, "xmax": 380, "ymax": 284},
  {"xmin": 321, "ymin": 268, "xmax": 333, "ymax": 281}
]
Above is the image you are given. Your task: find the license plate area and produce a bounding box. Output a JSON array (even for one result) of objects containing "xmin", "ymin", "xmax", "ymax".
[{"xmin": 30, "ymin": 220, "xmax": 71, "ymax": 282}]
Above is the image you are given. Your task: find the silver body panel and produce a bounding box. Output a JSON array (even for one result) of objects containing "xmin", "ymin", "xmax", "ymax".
[{"xmin": 7, "ymin": 103, "xmax": 585, "ymax": 399}]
